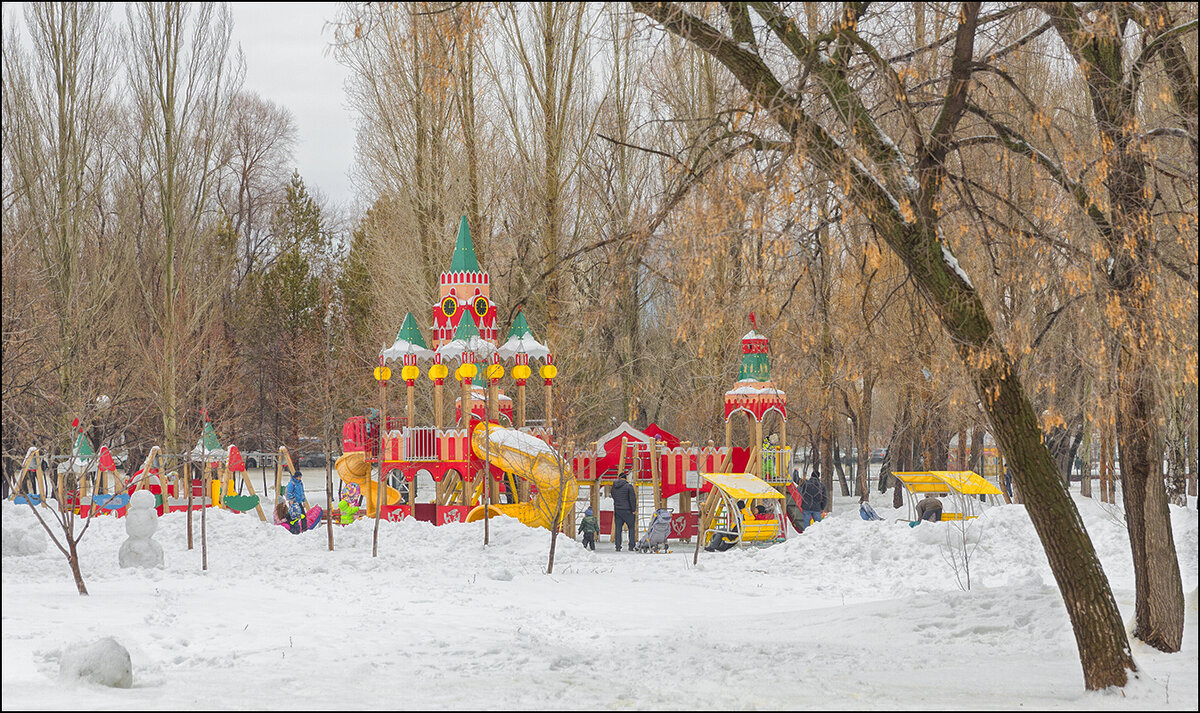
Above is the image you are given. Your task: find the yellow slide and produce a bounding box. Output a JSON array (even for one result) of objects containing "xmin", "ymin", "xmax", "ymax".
[
  {"xmin": 334, "ymin": 451, "xmax": 403, "ymax": 518},
  {"xmin": 465, "ymin": 424, "xmax": 578, "ymax": 530}
]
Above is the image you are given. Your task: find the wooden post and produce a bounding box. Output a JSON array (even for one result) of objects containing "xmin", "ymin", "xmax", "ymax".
[
  {"xmin": 460, "ymin": 374, "xmax": 472, "ymax": 507},
  {"xmin": 434, "ymin": 380, "xmax": 445, "ymax": 430},
  {"xmin": 326, "ymin": 451, "xmax": 334, "ymax": 550},
  {"xmin": 651, "ymin": 439, "xmax": 662, "ymax": 510},
  {"xmin": 746, "ymin": 419, "xmax": 763, "ymax": 477},
  {"xmin": 373, "ymin": 364, "xmax": 388, "ymax": 557},
  {"xmin": 679, "ymin": 490, "xmax": 691, "ymax": 542},
  {"xmin": 201, "ymin": 461, "xmax": 209, "ymax": 571},
  {"xmin": 238, "ymin": 463, "xmax": 268, "ymax": 522},
  {"xmin": 516, "ymin": 381, "xmax": 526, "ymax": 428},
  {"xmin": 780, "ymin": 420, "xmax": 787, "ymax": 457},
  {"xmin": 488, "ymin": 379, "xmax": 499, "ymax": 422},
  {"xmin": 406, "ymin": 381, "xmax": 415, "ymax": 430},
  {"xmin": 565, "ymin": 442, "xmax": 576, "ymax": 538},
  {"xmin": 544, "ymin": 381, "xmax": 553, "ymax": 434},
  {"xmin": 185, "ymin": 461, "xmax": 194, "ymax": 550},
  {"xmin": 725, "ymin": 419, "xmax": 733, "ymax": 452}
]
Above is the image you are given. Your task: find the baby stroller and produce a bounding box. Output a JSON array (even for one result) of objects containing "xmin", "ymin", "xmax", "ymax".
[{"xmin": 635, "ymin": 508, "xmax": 673, "ymax": 553}]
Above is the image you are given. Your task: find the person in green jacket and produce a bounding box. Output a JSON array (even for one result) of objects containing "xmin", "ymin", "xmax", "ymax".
[
  {"xmin": 337, "ymin": 483, "xmax": 362, "ymax": 525},
  {"xmin": 579, "ymin": 507, "xmax": 599, "ymax": 550}
]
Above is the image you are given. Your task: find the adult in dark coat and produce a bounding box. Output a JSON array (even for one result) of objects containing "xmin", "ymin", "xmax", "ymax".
[
  {"xmin": 611, "ymin": 472, "xmax": 637, "ymax": 551},
  {"xmin": 800, "ymin": 469, "xmax": 827, "ymax": 529}
]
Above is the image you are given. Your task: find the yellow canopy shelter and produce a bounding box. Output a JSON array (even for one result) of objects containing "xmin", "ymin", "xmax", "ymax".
[
  {"xmin": 701, "ymin": 472, "xmax": 786, "ymax": 502},
  {"xmin": 893, "ymin": 471, "xmax": 1003, "ymax": 520},
  {"xmin": 698, "ymin": 472, "xmax": 784, "ymax": 547}
]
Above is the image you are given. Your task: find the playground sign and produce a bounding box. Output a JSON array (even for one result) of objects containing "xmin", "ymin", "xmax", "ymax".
[{"xmin": 382, "ymin": 504, "xmax": 411, "ymax": 522}]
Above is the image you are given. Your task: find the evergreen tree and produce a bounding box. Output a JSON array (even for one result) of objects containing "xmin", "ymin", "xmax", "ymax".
[{"xmin": 337, "ymin": 223, "xmax": 375, "ymax": 346}]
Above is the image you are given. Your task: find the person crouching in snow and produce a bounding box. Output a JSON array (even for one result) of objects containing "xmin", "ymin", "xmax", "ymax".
[
  {"xmin": 338, "ymin": 483, "xmax": 362, "ymax": 525},
  {"xmin": 580, "ymin": 507, "xmax": 599, "ymax": 550},
  {"xmin": 915, "ymin": 493, "xmax": 943, "ymax": 522}
]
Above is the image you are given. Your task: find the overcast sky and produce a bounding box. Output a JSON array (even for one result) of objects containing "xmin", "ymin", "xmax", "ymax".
[{"xmin": 228, "ymin": 2, "xmax": 357, "ymax": 210}]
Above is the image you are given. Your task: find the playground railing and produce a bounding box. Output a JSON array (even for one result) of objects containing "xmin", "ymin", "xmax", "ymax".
[{"xmin": 403, "ymin": 427, "xmax": 439, "ymax": 462}]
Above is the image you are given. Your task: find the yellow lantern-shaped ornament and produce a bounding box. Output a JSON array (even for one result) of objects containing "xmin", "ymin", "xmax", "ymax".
[
  {"xmin": 512, "ymin": 364, "xmax": 532, "ymax": 382},
  {"xmin": 428, "ymin": 363, "xmax": 449, "ymax": 384},
  {"xmin": 457, "ymin": 363, "xmax": 478, "ymax": 381},
  {"xmin": 401, "ymin": 365, "xmax": 420, "ymax": 383},
  {"xmin": 539, "ymin": 364, "xmax": 558, "ymax": 381},
  {"xmin": 485, "ymin": 363, "xmax": 504, "ymax": 381}
]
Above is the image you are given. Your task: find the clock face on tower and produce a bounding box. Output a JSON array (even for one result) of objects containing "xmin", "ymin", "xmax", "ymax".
[
  {"xmin": 473, "ymin": 296, "xmax": 489, "ymax": 318},
  {"xmin": 441, "ymin": 296, "xmax": 457, "ymax": 318}
]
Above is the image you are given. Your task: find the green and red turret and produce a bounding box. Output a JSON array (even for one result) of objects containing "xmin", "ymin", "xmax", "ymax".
[
  {"xmin": 432, "ymin": 216, "xmax": 497, "ymax": 347},
  {"xmin": 724, "ymin": 313, "xmax": 787, "ymax": 423}
]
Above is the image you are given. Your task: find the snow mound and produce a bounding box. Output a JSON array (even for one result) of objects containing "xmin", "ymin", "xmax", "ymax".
[
  {"xmin": 2, "ymin": 524, "xmax": 47, "ymax": 557},
  {"xmin": 59, "ymin": 637, "xmax": 133, "ymax": 689}
]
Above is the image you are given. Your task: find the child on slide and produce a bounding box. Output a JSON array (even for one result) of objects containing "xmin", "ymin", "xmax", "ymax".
[{"xmin": 337, "ymin": 483, "xmax": 362, "ymax": 525}]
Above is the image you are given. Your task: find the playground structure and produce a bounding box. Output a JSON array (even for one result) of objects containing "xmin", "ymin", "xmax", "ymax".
[
  {"xmin": 337, "ymin": 216, "xmax": 796, "ymax": 545},
  {"xmin": 892, "ymin": 471, "xmax": 1004, "ymax": 521},
  {"xmin": 697, "ymin": 472, "xmax": 786, "ymax": 547},
  {"xmin": 8, "ymin": 219, "xmax": 800, "ymax": 548},
  {"xmin": 7, "ymin": 419, "xmax": 268, "ymax": 522}
]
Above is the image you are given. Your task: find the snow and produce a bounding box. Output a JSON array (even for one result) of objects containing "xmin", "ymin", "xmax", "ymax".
[
  {"xmin": 380, "ymin": 338, "xmax": 434, "ymax": 363},
  {"xmin": 941, "ymin": 242, "xmax": 975, "ymax": 288},
  {"xmin": 186, "ymin": 445, "xmax": 228, "ymax": 463},
  {"xmin": 742, "ymin": 330, "xmax": 764, "ymax": 341},
  {"xmin": 57, "ymin": 638, "xmax": 132, "ymax": 689},
  {"xmin": 726, "ymin": 385, "xmax": 785, "ymax": 396},
  {"xmin": 496, "ymin": 334, "xmax": 550, "ymax": 360},
  {"xmin": 2, "ymin": 524, "xmax": 46, "ymax": 557},
  {"xmin": 486, "ymin": 427, "xmax": 557, "ymax": 457},
  {"xmin": 2, "ymin": 489, "xmax": 1196, "ymax": 709},
  {"xmin": 850, "ymin": 156, "xmax": 910, "ymax": 223},
  {"xmin": 435, "ymin": 335, "xmax": 496, "ymax": 360}
]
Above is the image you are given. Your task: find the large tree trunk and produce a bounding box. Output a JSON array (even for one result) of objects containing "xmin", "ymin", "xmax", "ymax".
[
  {"xmin": 1047, "ymin": 2, "xmax": 1186, "ymax": 655},
  {"xmin": 1116, "ymin": 358, "xmax": 1183, "ymax": 653}
]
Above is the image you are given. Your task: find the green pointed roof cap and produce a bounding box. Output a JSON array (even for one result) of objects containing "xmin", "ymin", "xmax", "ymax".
[
  {"xmin": 451, "ymin": 313, "xmax": 481, "ymax": 341},
  {"xmin": 73, "ymin": 431, "xmax": 95, "ymax": 458},
  {"xmin": 506, "ymin": 311, "xmax": 533, "ymax": 340},
  {"xmin": 448, "ymin": 215, "xmax": 480, "ymax": 273},
  {"xmin": 396, "ymin": 312, "xmax": 429, "ymax": 349},
  {"xmin": 201, "ymin": 421, "xmax": 223, "ymax": 451}
]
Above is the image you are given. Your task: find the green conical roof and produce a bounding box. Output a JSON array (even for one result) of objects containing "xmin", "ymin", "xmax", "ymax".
[
  {"xmin": 448, "ymin": 215, "xmax": 480, "ymax": 273},
  {"xmin": 396, "ymin": 312, "xmax": 429, "ymax": 349},
  {"xmin": 73, "ymin": 431, "xmax": 95, "ymax": 458},
  {"xmin": 201, "ymin": 421, "xmax": 223, "ymax": 451},
  {"xmin": 451, "ymin": 314, "xmax": 481, "ymax": 341},
  {"xmin": 506, "ymin": 312, "xmax": 533, "ymax": 340}
]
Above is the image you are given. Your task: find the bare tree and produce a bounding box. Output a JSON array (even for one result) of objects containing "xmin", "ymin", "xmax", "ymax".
[
  {"xmin": 124, "ymin": 1, "xmax": 244, "ymax": 454},
  {"xmin": 2, "ymin": 2, "xmax": 123, "ymax": 448}
]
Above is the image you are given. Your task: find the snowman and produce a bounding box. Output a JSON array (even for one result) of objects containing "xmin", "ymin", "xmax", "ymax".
[{"xmin": 118, "ymin": 490, "xmax": 164, "ymax": 569}]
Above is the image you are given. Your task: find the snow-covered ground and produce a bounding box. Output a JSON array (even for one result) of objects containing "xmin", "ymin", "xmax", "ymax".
[{"xmin": 2, "ymin": 489, "xmax": 1197, "ymax": 710}]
